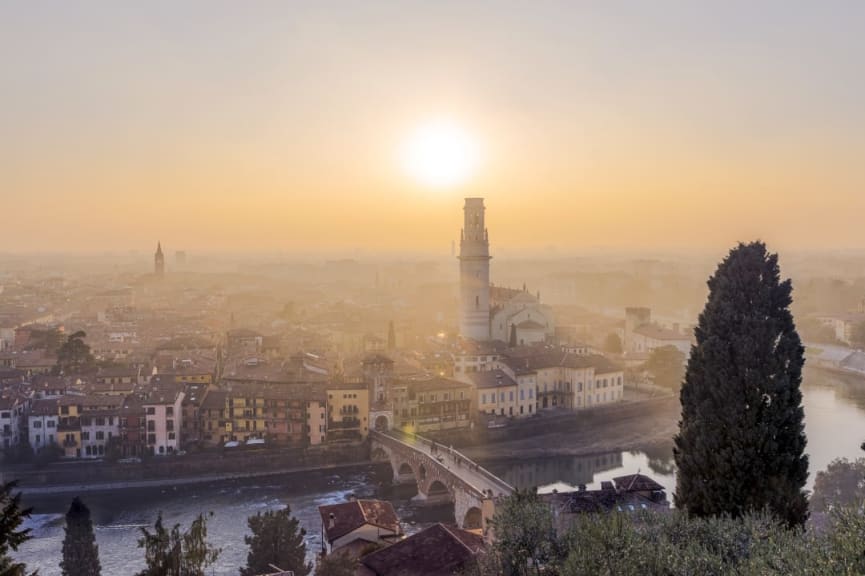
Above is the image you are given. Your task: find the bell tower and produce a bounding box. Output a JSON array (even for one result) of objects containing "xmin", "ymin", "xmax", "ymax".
[
  {"xmin": 154, "ymin": 242, "xmax": 165, "ymax": 277},
  {"xmin": 459, "ymin": 198, "xmax": 491, "ymax": 340}
]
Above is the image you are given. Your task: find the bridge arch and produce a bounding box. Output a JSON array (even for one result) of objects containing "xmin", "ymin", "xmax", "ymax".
[
  {"xmin": 463, "ymin": 506, "xmax": 483, "ymax": 530},
  {"xmin": 374, "ymin": 414, "xmax": 390, "ymax": 431},
  {"xmin": 418, "ymin": 464, "xmax": 428, "ymax": 482},
  {"xmin": 428, "ymin": 480, "xmax": 450, "ymax": 496},
  {"xmin": 398, "ymin": 462, "xmax": 414, "ymax": 476},
  {"xmin": 370, "ymin": 446, "xmax": 388, "ymax": 462}
]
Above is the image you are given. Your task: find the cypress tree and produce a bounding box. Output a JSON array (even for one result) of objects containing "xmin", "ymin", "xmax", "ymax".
[
  {"xmin": 0, "ymin": 480, "xmax": 34, "ymax": 576},
  {"xmin": 60, "ymin": 497, "xmax": 101, "ymax": 576},
  {"xmin": 240, "ymin": 508, "xmax": 311, "ymax": 576},
  {"xmin": 674, "ymin": 241, "xmax": 808, "ymax": 526}
]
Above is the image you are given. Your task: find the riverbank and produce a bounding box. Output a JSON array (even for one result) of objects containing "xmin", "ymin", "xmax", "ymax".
[
  {"xmin": 461, "ymin": 394, "xmax": 679, "ymax": 461},
  {"xmin": 6, "ymin": 393, "xmax": 680, "ymax": 495}
]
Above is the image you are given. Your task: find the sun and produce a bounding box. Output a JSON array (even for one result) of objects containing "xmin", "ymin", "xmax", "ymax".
[{"xmin": 401, "ymin": 119, "xmax": 481, "ymax": 188}]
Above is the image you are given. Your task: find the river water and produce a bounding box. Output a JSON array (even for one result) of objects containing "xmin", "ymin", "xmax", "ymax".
[{"xmin": 14, "ymin": 367, "xmax": 865, "ymax": 575}]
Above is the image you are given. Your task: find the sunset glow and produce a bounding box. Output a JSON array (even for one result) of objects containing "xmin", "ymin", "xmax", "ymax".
[{"xmin": 401, "ymin": 120, "xmax": 480, "ymax": 189}]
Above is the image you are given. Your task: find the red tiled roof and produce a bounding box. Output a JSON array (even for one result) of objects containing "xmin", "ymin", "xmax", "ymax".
[
  {"xmin": 360, "ymin": 523, "xmax": 484, "ymax": 576},
  {"xmin": 319, "ymin": 500, "xmax": 400, "ymax": 543}
]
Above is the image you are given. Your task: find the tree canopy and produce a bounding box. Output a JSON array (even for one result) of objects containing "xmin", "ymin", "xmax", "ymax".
[
  {"xmin": 643, "ymin": 345, "xmax": 685, "ymax": 391},
  {"xmin": 674, "ymin": 241, "xmax": 808, "ymax": 526},
  {"xmin": 240, "ymin": 508, "xmax": 311, "ymax": 576},
  {"xmin": 56, "ymin": 331, "xmax": 96, "ymax": 375},
  {"xmin": 136, "ymin": 512, "xmax": 220, "ymax": 576}
]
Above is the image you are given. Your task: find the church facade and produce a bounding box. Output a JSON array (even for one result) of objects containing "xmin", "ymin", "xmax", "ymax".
[{"xmin": 458, "ymin": 198, "xmax": 554, "ymax": 343}]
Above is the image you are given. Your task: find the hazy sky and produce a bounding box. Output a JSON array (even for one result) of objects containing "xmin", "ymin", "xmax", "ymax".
[{"xmin": 2, "ymin": 1, "xmax": 864, "ymax": 254}]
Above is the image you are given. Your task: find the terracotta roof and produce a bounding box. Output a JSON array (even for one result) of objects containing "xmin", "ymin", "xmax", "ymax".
[
  {"xmin": 360, "ymin": 523, "xmax": 484, "ymax": 576},
  {"xmin": 319, "ymin": 500, "xmax": 400, "ymax": 543}
]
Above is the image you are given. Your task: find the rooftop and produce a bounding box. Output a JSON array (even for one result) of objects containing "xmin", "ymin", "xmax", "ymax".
[{"xmin": 319, "ymin": 499, "xmax": 400, "ymax": 543}]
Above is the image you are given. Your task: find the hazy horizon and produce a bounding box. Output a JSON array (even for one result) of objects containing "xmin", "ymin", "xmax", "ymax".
[{"xmin": 3, "ymin": 1, "xmax": 864, "ymax": 253}]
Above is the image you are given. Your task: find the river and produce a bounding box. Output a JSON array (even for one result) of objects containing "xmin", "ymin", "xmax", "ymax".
[{"xmin": 14, "ymin": 367, "xmax": 865, "ymax": 575}]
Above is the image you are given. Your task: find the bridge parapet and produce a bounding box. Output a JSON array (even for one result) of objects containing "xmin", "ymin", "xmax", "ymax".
[{"xmin": 369, "ymin": 429, "xmax": 513, "ymax": 535}]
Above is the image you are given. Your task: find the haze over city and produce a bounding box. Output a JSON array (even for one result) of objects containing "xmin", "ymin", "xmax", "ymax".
[
  {"xmin": 4, "ymin": 3, "xmax": 865, "ymax": 576},
  {"xmin": 3, "ymin": 1, "xmax": 865, "ymax": 253}
]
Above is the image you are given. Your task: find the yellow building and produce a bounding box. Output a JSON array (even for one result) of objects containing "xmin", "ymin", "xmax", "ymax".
[
  {"xmin": 227, "ymin": 394, "xmax": 266, "ymax": 442},
  {"xmin": 57, "ymin": 397, "xmax": 83, "ymax": 458},
  {"xmin": 326, "ymin": 384, "xmax": 369, "ymax": 441}
]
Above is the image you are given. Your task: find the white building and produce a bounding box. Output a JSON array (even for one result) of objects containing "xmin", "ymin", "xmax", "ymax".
[
  {"xmin": 80, "ymin": 404, "xmax": 122, "ymax": 458},
  {"xmin": 0, "ymin": 396, "xmax": 24, "ymax": 451},
  {"xmin": 318, "ymin": 499, "xmax": 401, "ymax": 557},
  {"xmin": 28, "ymin": 398, "xmax": 59, "ymax": 451},
  {"xmin": 469, "ymin": 368, "xmax": 537, "ymax": 418},
  {"xmin": 623, "ymin": 307, "xmax": 691, "ymax": 356}
]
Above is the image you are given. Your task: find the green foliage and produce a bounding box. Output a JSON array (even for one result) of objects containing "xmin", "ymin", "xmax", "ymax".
[
  {"xmin": 136, "ymin": 512, "xmax": 220, "ymax": 576},
  {"xmin": 60, "ymin": 497, "xmax": 101, "ymax": 576},
  {"xmin": 674, "ymin": 241, "xmax": 809, "ymax": 526},
  {"xmin": 602, "ymin": 332, "xmax": 623, "ymax": 355},
  {"xmin": 487, "ymin": 488, "xmax": 558, "ymax": 575},
  {"xmin": 811, "ymin": 458, "xmax": 865, "ymax": 514},
  {"xmin": 314, "ymin": 553, "xmax": 356, "ymax": 576},
  {"xmin": 0, "ymin": 480, "xmax": 34, "ymax": 576},
  {"xmin": 642, "ymin": 345, "xmax": 685, "ymax": 390},
  {"xmin": 474, "ymin": 494, "xmax": 865, "ymax": 576},
  {"xmin": 55, "ymin": 331, "xmax": 96, "ymax": 375},
  {"xmin": 240, "ymin": 507, "xmax": 311, "ymax": 576}
]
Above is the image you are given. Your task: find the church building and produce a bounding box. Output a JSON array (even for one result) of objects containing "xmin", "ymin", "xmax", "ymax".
[{"xmin": 458, "ymin": 198, "xmax": 554, "ymax": 343}]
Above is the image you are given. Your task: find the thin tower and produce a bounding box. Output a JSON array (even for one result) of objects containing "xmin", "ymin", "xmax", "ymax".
[
  {"xmin": 458, "ymin": 198, "xmax": 491, "ymax": 340},
  {"xmin": 154, "ymin": 242, "xmax": 165, "ymax": 277}
]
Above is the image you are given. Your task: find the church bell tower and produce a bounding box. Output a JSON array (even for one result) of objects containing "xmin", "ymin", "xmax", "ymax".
[
  {"xmin": 459, "ymin": 198, "xmax": 491, "ymax": 340},
  {"xmin": 154, "ymin": 242, "xmax": 165, "ymax": 277}
]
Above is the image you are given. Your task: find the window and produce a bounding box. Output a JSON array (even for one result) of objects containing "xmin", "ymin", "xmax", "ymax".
[
  {"xmin": 509, "ymin": 391, "xmax": 514, "ymax": 401},
  {"xmin": 33, "ymin": 421, "xmax": 42, "ymax": 429},
  {"xmin": 482, "ymin": 394, "xmax": 487, "ymax": 404},
  {"xmin": 81, "ymin": 431, "xmax": 90, "ymax": 440},
  {"xmin": 168, "ymin": 432, "xmax": 176, "ymax": 440},
  {"xmin": 146, "ymin": 407, "xmax": 155, "ymax": 415},
  {"xmin": 96, "ymin": 431, "xmax": 105, "ymax": 440},
  {"xmin": 520, "ymin": 390, "xmax": 524, "ymax": 400},
  {"xmin": 166, "ymin": 407, "xmax": 174, "ymax": 417}
]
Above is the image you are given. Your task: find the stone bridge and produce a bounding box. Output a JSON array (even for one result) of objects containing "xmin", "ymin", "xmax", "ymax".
[{"xmin": 369, "ymin": 429, "xmax": 514, "ymax": 536}]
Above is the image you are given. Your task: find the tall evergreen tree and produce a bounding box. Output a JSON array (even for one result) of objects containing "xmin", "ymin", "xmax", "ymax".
[
  {"xmin": 60, "ymin": 497, "xmax": 101, "ymax": 576},
  {"xmin": 0, "ymin": 480, "xmax": 33, "ymax": 576},
  {"xmin": 241, "ymin": 508, "xmax": 311, "ymax": 576},
  {"xmin": 674, "ymin": 241, "xmax": 808, "ymax": 526}
]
